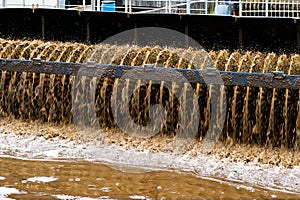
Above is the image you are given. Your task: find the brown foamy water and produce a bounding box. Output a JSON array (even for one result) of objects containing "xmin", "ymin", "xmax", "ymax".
[
  {"xmin": 0, "ymin": 118, "xmax": 300, "ymax": 199},
  {"xmin": 1, "ymin": 38, "xmax": 300, "ymax": 199},
  {"xmin": 0, "ymin": 156, "xmax": 299, "ymax": 199}
]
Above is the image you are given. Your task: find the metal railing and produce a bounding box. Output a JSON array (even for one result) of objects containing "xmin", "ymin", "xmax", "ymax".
[{"xmin": 1, "ymin": 0, "xmax": 300, "ymax": 18}]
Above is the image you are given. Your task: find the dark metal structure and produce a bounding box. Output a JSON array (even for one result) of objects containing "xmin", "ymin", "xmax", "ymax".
[{"xmin": 1, "ymin": 58, "xmax": 299, "ymax": 89}]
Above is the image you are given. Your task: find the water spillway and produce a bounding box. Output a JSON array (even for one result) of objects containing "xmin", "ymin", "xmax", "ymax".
[{"xmin": 0, "ymin": 39, "xmax": 300, "ymax": 151}]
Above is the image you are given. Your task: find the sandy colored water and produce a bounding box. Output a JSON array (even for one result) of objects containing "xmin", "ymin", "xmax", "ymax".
[
  {"xmin": 0, "ymin": 117, "xmax": 300, "ymax": 199},
  {"xmin": 0, "ymin": 157, "xmax": 299, "ymax": 199}
]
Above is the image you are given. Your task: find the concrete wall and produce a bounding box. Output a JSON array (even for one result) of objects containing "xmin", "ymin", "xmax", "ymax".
[{"xmin": 0, "ymin": 8, "xmax": 298, "ymax": 53}]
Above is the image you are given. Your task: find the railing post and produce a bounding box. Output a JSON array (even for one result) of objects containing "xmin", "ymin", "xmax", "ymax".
[
  {"xmin": 169, "ymin": 0, "xmax": 171, "ymax": 13},
  {"xmin": 2, "ymin": 0, "xmax": 6, "ymax": 7},
  {"xmin": 92, "ymin": 0, "xmax": 95, "ymax": 11},
  {"xmin": 265, "ymin": 0, "xmax": 268, "ymax": 17},
  {"xmin": 58, "ymin": 0, "xmax": 65, "ymax": 8},
  {"xmin": 205, "ymin": 0, "xmax": 208, "ymax": 14},
  {"xmin": 187, "ymin": 0, "xmax": 190, "ymax": 14},
  {"xmin": 129, "ymin": 0, "xmax": 132, "ymax": 13},
  {"xmin": 165, "ymin": 0, "xmax": 168, "ymax": 13},
  {"xmin": 125, "ymin": 0, "xmax": 128, "ymax": 13},
  {"xmin": 83, "ymin": 0, "xmax": 86, "ymax": 9},
  {"xmin": 97, "ymin": 0, "xmax": 100, "ymax": 11},
  {"xmin": 239, "ymin": 0, "xmax": 242, "ymax": 16},
  {"xmin": 57, "ymin": 0, "xmax": 60, "ymax": 8},
  {"xmin": 215, "ymin": 0, "xmax": 218, "ymax": 14}
]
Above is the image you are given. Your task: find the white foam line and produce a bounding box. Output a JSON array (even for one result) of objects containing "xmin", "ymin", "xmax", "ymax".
[
  {"xmin": 1, "ymin": 132, "xmax": 300, "ymax": 194},
  {"xmin": 0, "ymin": 187, "xmax": 27, "ymax": 199},
  {"xmin": 53, "ymin": 194, "xmax": 100, "ymax": 200},
  {"xmin": 27, "ymin": 176, "xmax": 58, "ymax": 183}
]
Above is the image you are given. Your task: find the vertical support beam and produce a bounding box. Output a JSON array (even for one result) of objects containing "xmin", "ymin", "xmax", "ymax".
[
  {"xmin": 185, "ymin": 21, "xmax": 189, "ymax": 47},
  {"xmin": 2, "ymin": 0, "xmax": 6, "ymax": 7},
  {"xmin": 41, "ymin": 15, "xmax": 45, "ymax": 40},
  {"xmin": 297, "ymin": 24, "xmax": 300, "ymax": 52},
  {"xmin": 86, "ymin": 19, "xmax": 90, "ymax": 43},
  {"xmin": 133, "ymin": 22, "xmax": 137, "ymax": 44},
  {"xmin": 239, "ymin": 22, "xmax": 243, "ymax": 49}
]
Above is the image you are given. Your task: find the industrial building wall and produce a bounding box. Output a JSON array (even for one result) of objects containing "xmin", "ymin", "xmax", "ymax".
[{"xmin": 0, "ymin": 8, "xmax": 297, "ymax": 52}]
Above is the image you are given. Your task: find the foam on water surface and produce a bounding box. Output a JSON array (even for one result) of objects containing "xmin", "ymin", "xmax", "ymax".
[
  {"xmin": 0, "ymin": 187, "xmax": 26, "ymax": 199},
  {"xmin": 26, "ymin": 176, "xmax": 58, "ymax": 183},
  {"xmin": 0, "ymin": 132, "xmax": 299, "ymax": 194}
]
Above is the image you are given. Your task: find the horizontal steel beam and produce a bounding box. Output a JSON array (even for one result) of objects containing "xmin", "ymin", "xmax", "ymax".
[{"xmin": 1, "ymin": 58, "xmax": 300, "ymax": 89}]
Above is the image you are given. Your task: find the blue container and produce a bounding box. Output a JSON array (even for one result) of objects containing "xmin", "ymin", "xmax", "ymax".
[{"xmin": 101, "ymin": 1, "xmax": 116, "ymax": 12}]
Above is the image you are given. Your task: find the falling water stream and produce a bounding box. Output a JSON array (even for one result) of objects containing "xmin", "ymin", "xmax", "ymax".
[{"xmin": 0, "ymin": 39, "xmax": 300, "ymax": 198}]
